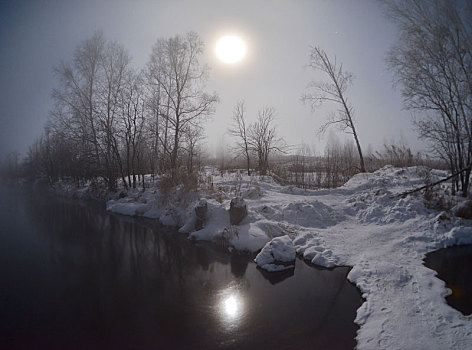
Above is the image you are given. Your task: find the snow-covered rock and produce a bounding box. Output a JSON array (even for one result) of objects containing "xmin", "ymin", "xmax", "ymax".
[
  {"xmin": 453, "ymin": 200, "xmax": 472, "ymax": 219},
  {"xmin": 254, "ymin": 235, "xmax": 296, "ymax": 272},
  {"xmin": 194, "ymin": 198, "xmax": 208, "ymax": 230},
  {"xmin": 229, "ymin": 196, "xmax": 248, "ymax": 225}
]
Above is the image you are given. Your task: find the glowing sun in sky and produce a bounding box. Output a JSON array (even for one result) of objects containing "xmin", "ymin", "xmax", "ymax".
[{"xmin": 215, "ymin": 35, "xmax": 246, "ymax": 64}]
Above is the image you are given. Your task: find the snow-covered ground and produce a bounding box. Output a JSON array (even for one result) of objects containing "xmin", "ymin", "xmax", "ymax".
[{"xmin": 106, "ymin": 165, "xmax": 472, "ymax": 349}]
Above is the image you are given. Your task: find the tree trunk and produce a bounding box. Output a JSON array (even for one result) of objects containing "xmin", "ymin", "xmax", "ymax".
[
  {"xmin": 462, "ymin": 168, "xmax": 470, "ymax": 198},
  {"xmin": 246, "ymin": 153, "xmax": 251, "ymax": 176},
  {"xmin": 353, "ymin": 129, "xmax": 366, "ymax": 173},
  {"xmin": 171, "ymin": 117, "xmax": 180, "ymax": 173}
]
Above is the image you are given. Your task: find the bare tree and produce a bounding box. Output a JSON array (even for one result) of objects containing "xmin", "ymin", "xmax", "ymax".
[
  {"xmin": 51, "ymin": 32, "xmax": 133, "ymax": 191},
  {"xmin": 97, "ymin": 40, "xmax": 131, "ymax": 191},
  {"xmin": 145, "ymin": 49, "xmax": 172, "ymax": 174},
  {"xmin": 383, "ymin": 0, "xmax": 472, "ymax": 196},
  {"xmin": 32, "ymin": 31, "xmax": 220, "ymax": 190},
  {"xmin": 147, "ymin": 32, "xmax": 219, "ymax": 175},
  {"xmin": 143, "ymin": 80, "xmax": 163, "ymax": 177},
  {"xmin": 228, "ymin": 100, "xmax": 252, "ymax": 175},
  {"xmin": 248, "ymin": 107, "xmax": 285, "ymax": 175},
  {"xmin": 120, "ymin": 71, "xmax": 146, "ymax": 189},
  {"xmin": 303, "ymin": 46, "xmax": 366, "ymax": 172}
]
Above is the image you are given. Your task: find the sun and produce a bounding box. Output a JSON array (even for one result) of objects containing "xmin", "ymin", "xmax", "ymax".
[{"xmin": 215, "ymin": 35, "xmax": 246, "ymax": 64}]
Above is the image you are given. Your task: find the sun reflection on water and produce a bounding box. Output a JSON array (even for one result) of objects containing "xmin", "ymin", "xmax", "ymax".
[
  {"xmin": 219, "ymin": 287, "xmax": 244, "ymax": 327},
  {"xmin": 223, "ymin": 295, "xmax": 239, "ymax": 318}
]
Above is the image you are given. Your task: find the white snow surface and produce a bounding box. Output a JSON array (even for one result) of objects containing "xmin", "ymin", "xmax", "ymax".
[
  {"xmin": 254, "ymin": 235, "xmax": 296, "ymax": 271},
  {"xmin": 105, "ymin": 166, "xmax": 472, "ymax": 349}
]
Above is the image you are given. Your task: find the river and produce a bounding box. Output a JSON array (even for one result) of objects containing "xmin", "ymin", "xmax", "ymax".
[{"xmin": 0, "ymin": 185, "xmax": 362, "ymax": 349}]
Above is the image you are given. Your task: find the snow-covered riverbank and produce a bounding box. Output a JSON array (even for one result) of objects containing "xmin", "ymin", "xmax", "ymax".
[{"xmin": 105, "ymin": 165, "xmax": 472, "ymax": 349}]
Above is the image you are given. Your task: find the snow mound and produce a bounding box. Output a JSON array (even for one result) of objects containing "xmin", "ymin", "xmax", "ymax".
[
  {"xmin": 293, "ymin": 232, "xmax": 338, "ymax": 268},
  {"xmin": 254, "ymin": 235, "xmax": 296, "ymax": 271},
  {"xmin": 342, "ymin": 166, "xmax": 446, "ymax": 195},
  {"xmin": 350, "ymin": 190, "xmax": 426, "ymax": 225}
]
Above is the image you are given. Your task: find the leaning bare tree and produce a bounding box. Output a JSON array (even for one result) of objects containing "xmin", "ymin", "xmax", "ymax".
[
  {"xmin": 382, "ymin": 0, "xmax": 472, "ymax": 197},
  {"xmin": 228, "ymin": 100, "xmax": 252, "ymax": 175},
  {"xmin": 303, "ymin": 46, "xmax": 366, "ymax": 173}
]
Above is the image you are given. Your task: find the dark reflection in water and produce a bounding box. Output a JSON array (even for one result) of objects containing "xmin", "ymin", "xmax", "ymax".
[
  {"xmin": 0, "ymin": 185, "xmax": 362, "ymax": 349},
  {"xmin": 424, "ymin": 245, "xmax": 472, "ymax": 316}
]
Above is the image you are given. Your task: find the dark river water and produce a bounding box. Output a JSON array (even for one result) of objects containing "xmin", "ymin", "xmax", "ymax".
[
  {"xmin": 424, "ymin": 244, "xmax": 472, "ymax": 316},
  {"xmin": 0, "ymin": 185, "xmax": 362, "ymax": 349}
]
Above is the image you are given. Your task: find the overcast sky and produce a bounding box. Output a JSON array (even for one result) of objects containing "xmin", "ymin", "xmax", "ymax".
[{"xmin": 0, "ymin": 0, "xmax": 426, "ymax": 159}]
